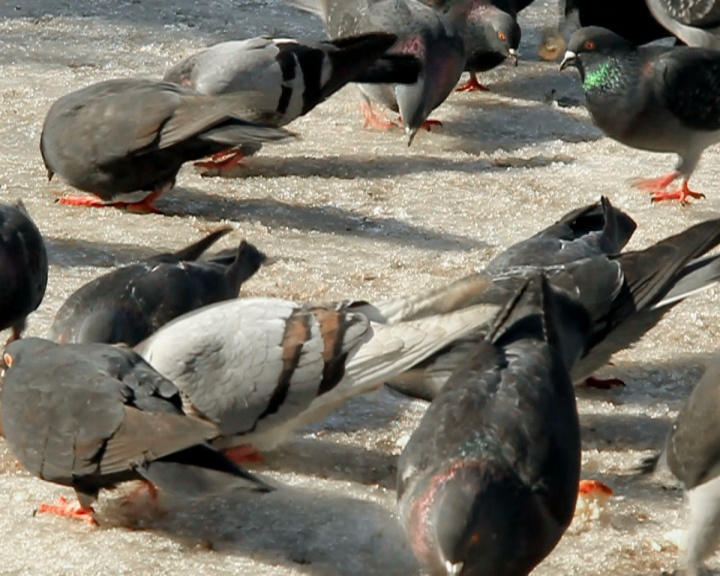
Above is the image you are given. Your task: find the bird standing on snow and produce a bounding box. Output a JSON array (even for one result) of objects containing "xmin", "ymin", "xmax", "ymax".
[
  {"xmin": 397, "ymin": 275, "xmax": 591, "ymax": 576},
  {"xmin": 163, "ymin": 32, "xmax": 421, "ymax": 174},
  {"xmin": 645, "ymin": 0, "xmax": 720, "ymax": 49},
  {"xmin": 48, "ymin": 228, "xmax": 265, "ymax": 346},
  {"xmin": 0, "ymin": 338, "xmax": 271, "ymax": 525},
  {"xmin": 285, "ymin": 0, "xmax": 467, "ymax": 145},
  {"xmin": 40, "ymin": 78, "xmax": 293, "ymax": 213},
  {"xmin": 560, "ymin": 26, "xmax": 720, "ymax": 204},
  {"xmin": 639, "ymin": 361, "xmax": 720, "ymax": 576},
  {"xmin": 0, "ymin": 201, "xmax": 47, "ymax": 343},
  {"xmin": 422, "ymin": 0, "xmax": 520, "ymax": 92}
]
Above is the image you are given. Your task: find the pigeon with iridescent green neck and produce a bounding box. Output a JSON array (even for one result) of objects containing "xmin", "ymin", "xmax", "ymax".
[{"xmin": 561, "ymin": 26, "xmax": 720, "ymax": 204}]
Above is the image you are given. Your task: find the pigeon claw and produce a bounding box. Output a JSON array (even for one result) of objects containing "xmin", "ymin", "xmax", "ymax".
[
  {"xmin": 650, "ymin": 181, "xmax": 706, "ymax": 206},
  {"xmin": 224, "ymin": 444, "xmax": 264, "ymax": 464},
  {"xmin": 360, "ymin": 101, "xmax": 397, "ymax": 131},
  {"xmin": 58, "ymin": 190, "xmax": 163, "ymax": 214},
  {"xmin": 582, "ymin": 375, "xmax": 626, "ymax": 390},
  {"xmin": 456, "ymin": 74, "xmax": 490, "ymax": 93},
  {"xmin": 194, "ymin": 148, "xmax": 246, "ymax": 177},
  {"xmin": 36, "ymin": 496, "xmax": 98, "ymax": 525}
]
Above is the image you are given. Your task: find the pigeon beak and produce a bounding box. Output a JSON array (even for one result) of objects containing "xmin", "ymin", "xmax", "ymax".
[
  {"xmin": 406, "ymin": 125, "xmax": 419, "ymax": 147},
  {"xmin": 559, "ymin": 50, "xmax": 577, "ymax": 71},
  {"xmin": 46, "ymin": 168, "xmax": 54, "ymax": 182},
  {"xmin": 445, "ymin": 561, "xmax": 463, "ymax": 575},
  {"xmin": 508, "ymin": 48, "xmax": 519, "ymax": 67}
]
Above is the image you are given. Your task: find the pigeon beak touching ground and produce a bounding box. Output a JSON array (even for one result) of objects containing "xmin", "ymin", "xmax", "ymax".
[
  {"xmin": 559, "ymin": 50, "xmax": 577, "ymax": 70},
  {"xmin": 508, "ymin": 48, "xmax": 519, "ymax": 66},
  {"xmin": 397, "ymin": 275, "xmax": 591, "ymax": 576}
]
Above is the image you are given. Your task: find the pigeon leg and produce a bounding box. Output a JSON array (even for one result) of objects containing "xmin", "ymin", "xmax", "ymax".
[
  {"xmin": 582, "ymin": 375, "xmax": 626, "ymax": 390},
  {"xmin": 632, "ymin": 171, "xmax": 680, "ymax": 193},
  {"xmin": 36, "ymin": 496, "xmax": 98, "ymax": 525},
  {"xmin": 193, "ymin": 148, "xmax": 246, "ymax": 176},
  {"xmin": 650, "ymin": 180, "xmax": 706, "ymax": 205},
  {"xmin": 224, "ymin": 444, "xmax": 264, "ymax": 464},
  {"xmin": 360, "ymin": 101, "xmax": 397, "ymax": 131},
  {"xmin": 58, "ymin": 189, "xmax": 163, "ymax": 214},
  {"xmin": 456, "ymin": 73, "xmax": 490, "ymax": 93}
]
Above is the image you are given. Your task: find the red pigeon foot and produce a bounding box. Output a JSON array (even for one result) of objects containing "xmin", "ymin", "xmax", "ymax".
[
  {"xmin": 194, "ymin": 149, "xmax": 246, "ymax": 176},
  {"xmin": 58, "ymin": 189, "xmax": 163, "ymax": 214},
  {"xmin": 632, "ymin": 171, "xmax": 679, "ymax": 193},
  {"xmin": 224, "ymin": 444, "xmax": 264, "ymax": 464},
  {"xmin": 420, "ymin": 119, "xmax": 443, "ymax": 131},
  {"xmin": 360, "ymin": 101, "xmax": 397, "ymax": 131},
  {"xmin": 36, "ymin": 496, "xmax": 98, "ymax": 525},
  {"xmin": 651, "ymin": 181, "xmax": 706, "ymax": 205},
  {"xmin": 456, "ymin": 74, "xmax": 490, "ymax": 92},
  {"xmin": 582, "ymin": 375, "xmax": 626, "ymax": 390}
]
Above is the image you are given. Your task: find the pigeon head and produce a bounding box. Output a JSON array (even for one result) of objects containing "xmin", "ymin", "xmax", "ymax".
[
  {"xmin": 396, "ymin": 30, "xmax": 465, "ymax": 145},
  {"xmin": 560, "ymin": 27, "xmax": 636, "ymax": 82},
  {"xmin": 465, "ymin": 4, "xmax": 520, "ymax": 68},
  {"xmin": 400, "ymin": 460, "xmax": 545, "ymax": 576},
  {"xmin": 3, "ymin": 338, "xmax": 58, "ymax": 370}
]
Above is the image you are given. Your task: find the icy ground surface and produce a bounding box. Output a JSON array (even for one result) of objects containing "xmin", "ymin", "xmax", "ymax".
[{"xmin": 0, "ymin": 0, "xmax": 719, "ymax": 574}]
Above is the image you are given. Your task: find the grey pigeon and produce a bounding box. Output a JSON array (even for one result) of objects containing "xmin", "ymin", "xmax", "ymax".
[
  {"xmin": 384, "ymin": 216, "xmax": 720, "ymax": 400},
  {"xmin": 646, "ymin": 0, "xmax": 720, "ymax": 49},
  {"xmin": 386, "ymin": 195, "xmax": 636, "ymax": 399},
  {"xmin": 560, "ymin": 26, "xmax": 720, "ymax": 204},
  {"xmin": 285, "ymin": 0, "xmax": 467, "ymax": 144},
  {"xmin": 639, "ymin": 361, "xmax": 720, "ymax": 576},
  {"xmin": 423, "ymin": 0, "xmax": 520, "ymax": 92},
  {"xmin": 397, "ymin": 275, "xmax": 592, "ymax": 576},
  {"xmin": 0, "ymin": 338, "xmax": 271, "ymax": 525},
  {"xmin": 538, "ymin": 0, "xmax": 670, "ymax": 61},
  {"xmin": 40, "ymin": 78, "xmax": 294, "ymax": 213},
  {"xmin": 135, "ymin": 285, "xmax": 500, "ymax": 455},
  {"xmin": 0, "ymin": 201, "xmax": 48, "ymax": 343},
  {"xmin": 163, "ymin": 32, "xmax": 421, "ymax": 173},
  {"xmin": 48, "ymin": 228, "xmax": 265, "ymax": 346}
]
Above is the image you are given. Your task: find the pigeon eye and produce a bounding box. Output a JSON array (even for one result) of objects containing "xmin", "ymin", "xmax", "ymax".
[
  {"xmin": 584, "ymin": 40, "xmax": 595, "ymax": 50},
  {"xmin": 3, "ymin": 353, "xmax": 12, "ymax": 367},
  {"xmin": 498, "ymin": 32, "xmax": 507, "ymax": 41}
]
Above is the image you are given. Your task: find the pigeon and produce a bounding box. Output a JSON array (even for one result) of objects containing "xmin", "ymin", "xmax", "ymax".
[
  {"xmin": 539, "ymin": 0, "xmax": 670, "ymax": 61},
  {"xmin": 285, "ymin": 0, "xmax": 467, "ymax": 144},
  {"xmin": 397, "ymin": 274, "xmax": 591, "ymax": 576},
  {"xmin": 48, "ymin": 228, "xmax": 265, "ymax": 346},
  {"xmin": 639, "ymin": 361, "xmax": 720, "ymax": 576},
  {"xmin": 386, "ymin": 196, "xmax": 635, "ymax": 399},
  {"xmin": 560, "ymin": 27, "xmax": 720, "ymax": 204},
  {"xmin": 135, "ymin": 282, "xmax": 500, "ymax": 456},
  {"xmin": 40, "ymin": 78, "xmax": 294, "ymax": 213},
  {"xmin": 0, "ymin": 201, "xmax": 48, "ymax": 343},
  {"xmin": 422, "ymin": 0, "xmax": 520, "ymax": 92},
  {"xmin": 384, "ymin": 216, "xmax": 720, "ymax": 400},
  {"xmin": 163, "ymin": 32, "xmax": 422, "ymax": 172},
  {"xmin": 0, "ymin": 338, "xmax": 272, "ymax": 525},
  {"xmin": 645, "ymin": 0, "xmax": 720, "ymax": 49}
]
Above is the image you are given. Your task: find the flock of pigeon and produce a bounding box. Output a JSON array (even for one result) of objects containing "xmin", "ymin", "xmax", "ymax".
[{"xmin": 2, "ymin": 0, "xmax": 720, "ymax": 574}]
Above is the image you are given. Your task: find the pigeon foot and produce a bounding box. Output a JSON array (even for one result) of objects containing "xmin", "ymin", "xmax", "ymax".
[
  {"xmin": 420, "ymin": 119, "xmax": 443, "ymax": 131},
  {"xmin": 360, "ymin": 101, "xmax": 397, "ymax": 131},
  {"xmin": 456, "ymin": 74, "xmax": 490, "ymax": 93},
  {"xmin": 582, "ymin": 375, "xmax": 626, "ymax": 390},
  {"xmin": 632, "ymin": 171, "xmax": 680, "ymax": 193},
  {"xmin": 58, "ymin": 189, "xmax": 163, "ymax": 214},
  {"xmin": 194, "ymin": 149, "xmax": 246, "ymax": 176},
  {"xmin": 224, "ymin": 444, "xmax": 264, "ymax": 464},
  {"xmin": 36, "ymin": 496, "xmax": 98, "ymax": 525},
  {"xmin": 651, "ymin": 181, "xmax": 706, "ymax": 205}
]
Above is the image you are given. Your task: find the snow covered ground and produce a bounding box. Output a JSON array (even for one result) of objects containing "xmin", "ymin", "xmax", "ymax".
[{"xmin": 0, "ymin": 0, "xmax": 719, "ymax": 574}]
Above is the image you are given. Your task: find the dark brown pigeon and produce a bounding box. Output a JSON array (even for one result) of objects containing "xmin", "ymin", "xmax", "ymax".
[
  {"xmin": 40, "ymin": 78, "xmax": 293, "ymax": 213},
  {"xmin": 0, "ymin": 201, "xmax": 48, "ymax": 343},
  {"xmin": 48, "ymin": 228, "xmax": 265, "ymax": 346},
  {"xmin": 0, "ymin": 338, "xmax": 272, "ymax": 525}
]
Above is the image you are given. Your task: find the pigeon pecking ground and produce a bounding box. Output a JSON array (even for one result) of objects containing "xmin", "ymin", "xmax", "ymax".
[{"xmin": 1, "ymin": 0, "xmax": 720, "ymax": 574}]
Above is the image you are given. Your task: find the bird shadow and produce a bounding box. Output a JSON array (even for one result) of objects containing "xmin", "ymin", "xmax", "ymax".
[
  {"xmin": 158, "ymin": 187, "xmax": 490, "ymax": 252},
  {"xmin": 106, "ymin": 484, "xmax": 421, "ymax": 576}
]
